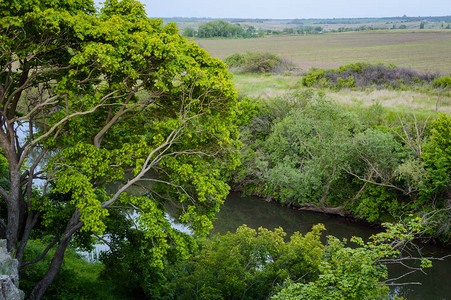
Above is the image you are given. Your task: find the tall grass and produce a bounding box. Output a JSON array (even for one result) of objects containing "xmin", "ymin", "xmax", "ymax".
[{"xmin": 232, "ymin": 73, "xmax": 451, "ymax": 115}]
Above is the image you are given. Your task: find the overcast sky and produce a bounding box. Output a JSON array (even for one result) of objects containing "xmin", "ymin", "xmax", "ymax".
[{"xmin": 133, "ymin": 0, "xmax": 450, "ymax": 19}]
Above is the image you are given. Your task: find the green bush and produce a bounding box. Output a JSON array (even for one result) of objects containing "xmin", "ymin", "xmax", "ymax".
[
  {"xmin": 351, "ymin": 185, "xmax": 401, "ymax": 222},
  {"xmin": 432, "ymin": 75, "xmax": 451, "ymax": 88},
  {"xmin": 224, "ymin": 53, "xmax": 245, "ymax": 68},
  {"xmin": 163, "ymin": 225, "xmax": 325, "ymax": 299},
  {"xmin": 336, "ymin": 76, "xmax": 355, "ymax": 89},
  {"xmin": 241, "ymin": 52, "xmax": 281, "ymax": 73},
  {"xmin": 301, "ymin": 68, "xmax": 326, "ymax": 87},
  {"xmin": 272, "ymin": 219, "xmax": 432, "ymax": 300},
  {"xmin": 224, "ymin": 52, "xmax": 295, "ymax": 73}
]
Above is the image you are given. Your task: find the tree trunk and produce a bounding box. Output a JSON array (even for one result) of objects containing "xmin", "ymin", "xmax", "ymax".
[
  {"xmin": 6, "ymin": 168, "xmax": 21, "ymax": 252},
  {"xmin": 29, "ymin": 210, "xmax": 83, "ymax": 300},
  {"xmin": 298, "ymin": 204, "xmax": 348, "ymax": 216},
  {"xmin": 16, "ymin": 211, "xmax": 39, "ymax": 264}
]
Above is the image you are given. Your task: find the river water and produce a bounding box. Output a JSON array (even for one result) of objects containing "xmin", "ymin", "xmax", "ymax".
[{"xmin": 210, "ymin": 192, "xmax": 451, "ymax": 300}]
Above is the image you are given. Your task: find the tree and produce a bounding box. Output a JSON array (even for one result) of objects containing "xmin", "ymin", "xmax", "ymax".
[
  {"xmin": 154, "ymin": 219, "xmax": 432, "ymax": 300},
  {"xmin": 162, "ymin": 224, "xmax": 325, "ymax": 299},
  {"xmin": 182, "ymin": 26, "xmax": 196, "ymax": 38},
  {"xmin": 263, "ymin": 98, "xmax": 360, "ymax": 213},
  {"xmin": 0, "ymin": 0, "xmax": 241, "ymax": 298},
  {"xmin": 419, "ymin": 114, "xmax": 451, "ymax": 239},
  {"xmin": 197, "ymin": 20, "xmax": 245, "ymax": 38},
  {"xmin": 272, "ymin": 219, "xmax": 432, "ymax": 300}
]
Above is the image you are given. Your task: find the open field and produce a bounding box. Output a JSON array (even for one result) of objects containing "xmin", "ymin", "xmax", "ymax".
[
  {"xmin": 197, "ymin": 31, "xmax": 451, "ymax": 73},
  {"xmin": 232, "ymin": 73, "xmax": 451, "ymax": 114}
]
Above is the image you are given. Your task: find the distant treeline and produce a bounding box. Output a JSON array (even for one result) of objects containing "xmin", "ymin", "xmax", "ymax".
[
  {"xmin": 309, "ymin": 15, "xmax": 451, "ymax": 24},
  {"xmin": 182, "ymin": 20, "xmax": 324, "ymax": 38},
  {"xmin": 164, "ymin": 15, "xmax": 451, "ymax": 24},
  {"xmin": 182, "ymin": 19, "xmax": 450, "ymax": 39},
  {"xmin": 193, "ymin": 20, "xmax": 257, "ymax": 38}
]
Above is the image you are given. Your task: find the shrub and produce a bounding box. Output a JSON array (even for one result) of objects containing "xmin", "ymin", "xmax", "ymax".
[
  {"xmin": 301, "ymin": 68, "xmax": 326, "ymax": 87},
  {"xmin": 301, "ymin": 63, "xmax": 438, "ymax": 90},
  {"xmin": 224, "ymin": 53, "xmax": 245, "ymax": 68},
  {"xmin": 351, "ymin": 185, "xmax": 401, "ymax": 222},
  {"xmin": 163, "ymin": 225, "xmax": 325, "ymax": 300},
  {"xmin": 241, "ymin": 52, "xmax": 281, "ymax": 73},
  {"xmin": 224, "ymin": 52, "xmax": 296, "ymax": 73},
  {"xmin": 432, "ymin": 75, "xmax": 451, "ymax": 88},
  {"xmin": 336, "ymin": 76, "xmax": 355, "ymax": 89}
]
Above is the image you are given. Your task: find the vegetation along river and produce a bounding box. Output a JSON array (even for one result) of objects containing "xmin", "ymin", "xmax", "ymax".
[{"xmin": 208, "ymin": 192, "xmax": 451, "ymax": 300}]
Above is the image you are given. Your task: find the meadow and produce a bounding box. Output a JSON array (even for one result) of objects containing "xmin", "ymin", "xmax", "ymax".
[
  {"xmin": 232, "ymin": 73, "xmax": 451, "ymax": 115},
  {"xmin": 197, "ymin": 31, "xmax": 451, "ymax": 73}
]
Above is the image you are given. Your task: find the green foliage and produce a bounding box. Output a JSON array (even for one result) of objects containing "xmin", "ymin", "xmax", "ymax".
[
  {"xmin": 224, "ymin": 53, "xmax": 245, "ymax": 68},
  {"xmin": 224, "ymin": 52, "xmax": 295, "ymax": 73},
  {"xmin": 264, "ymin": 99, "xmax": 360, "ymax": 205},
  {"xmin": 300, "ymin": 68, "xmax": 326, "ymax": 87},
  {"xmin": 348, "ymin": 129, "xmax": 410, "ymax": 185},
  {"xmin": 336, "ymin": 75, "xmax": 356, "ymax": 89},
  {"xmin": 0, "ymin": 151, "xmax": 9, "ymax": 190},
  {"xmin": 241, "ymin": 52, "xmax": 282, "ymax": 73},
  {"xmin": 1, "ymin": 0, "xmax": 242, "ymax": 295},
  {"xmin": 432, "ymin": 75, "xmax": 451, "ymax": 89},
  {"xmin": 20, "ymin": 239, "xmax": 125, "ymax": 300},
  {"xmin": 273, "ymin": 219, "xmax": 430, "ymax": 300},
  {"xmin": 417, "ymin": 114, "xmax": 451, "ymax": 240},
  {"xmin": 351, "ymin": 185, "xmax": 401, "ymax": 222},
  {"xmin": 197, "ymin": 20, "xmax": 256, "ymax": 38},
  {"xmin": 358, "ymin": 101, "xmax": 386, "ymax": 127},
  {"xmin": 161, "ymin": 224, "xmax": 325, "ymax": 299},
  {"xmin": 421, "ymin": 113, "xmax": 451, "ymax": 199},
  {"xmin": 233, "ymin": 90, "xmax": 320, "ymax": 195},
  {"xmin": 129, "ymin": 218, "xmax": 431, "ymax": 300},
  {"xmin": 233, "ymin": 91, "xmax": 450, "ymax": 239},
  {"xmin": 97, "ymin": 209, "xmax": 197, "ymax": 298},
  {"xmin": 182, "ymin": 26, "xmax": 196, "ymax": 37}
]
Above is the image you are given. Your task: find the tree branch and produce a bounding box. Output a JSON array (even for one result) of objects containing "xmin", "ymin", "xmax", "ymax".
[{"xmin": 20, "ymin": 237, "xmax": 59, "ymax": 270}]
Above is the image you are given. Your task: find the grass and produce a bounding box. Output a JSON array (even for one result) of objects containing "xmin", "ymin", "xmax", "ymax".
[
  {"xmin": 232, "ymin": 73, "xmax": 300, "ymax": 97},
  {"xmin": 232, "ymin": 73, "xmax": 451, "ymax": 115},
  {"xmin": 197, "ymin": 31, "xmax": 451, "ymax": 73}
]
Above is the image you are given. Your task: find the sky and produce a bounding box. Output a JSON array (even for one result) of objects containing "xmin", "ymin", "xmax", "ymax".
[{"xmin": 139, "ymin": 0, "xmax": 451, "ymax": 19}]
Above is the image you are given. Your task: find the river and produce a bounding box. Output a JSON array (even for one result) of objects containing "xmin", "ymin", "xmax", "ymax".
[{"xmin": 209, "ymin": 192, "xmax": 451, "ymax": 300}]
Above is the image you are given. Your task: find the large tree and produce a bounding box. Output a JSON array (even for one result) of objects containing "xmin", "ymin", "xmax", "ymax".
[{"xmin": 0, "ymin": 0, "xmax": 241, "ymax": 298}]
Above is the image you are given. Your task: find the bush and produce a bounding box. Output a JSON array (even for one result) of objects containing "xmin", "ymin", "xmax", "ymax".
[
  {"xmin": 224, "ymin": 52, "xmax": 296, "ymax": 73},
  {"xmin": 224, "ymin": 53, "xmax": 245, "ymax": 68},
  {"xmin": 241, "ymin": 52, "xmax": 281, "ymax": 73},
  {"xmin": 163, "ymin": 225, "xmax": 325, "ymax": 300},
  {"xmin": 301, "ymin": 68, "xmax": 326, "ymax": 87},
  {"xmin": 432, "ymin": 75, "xmax": 451, "ymax": 88},
  {"xmin": 301, "ymin": 63, "xmax": 438, "ymax": 90}
]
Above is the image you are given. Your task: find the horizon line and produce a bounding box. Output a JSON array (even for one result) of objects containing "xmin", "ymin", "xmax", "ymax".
[{"xmin": 152, "ymin": 15, "xmax": 451, "ymax": 20}]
